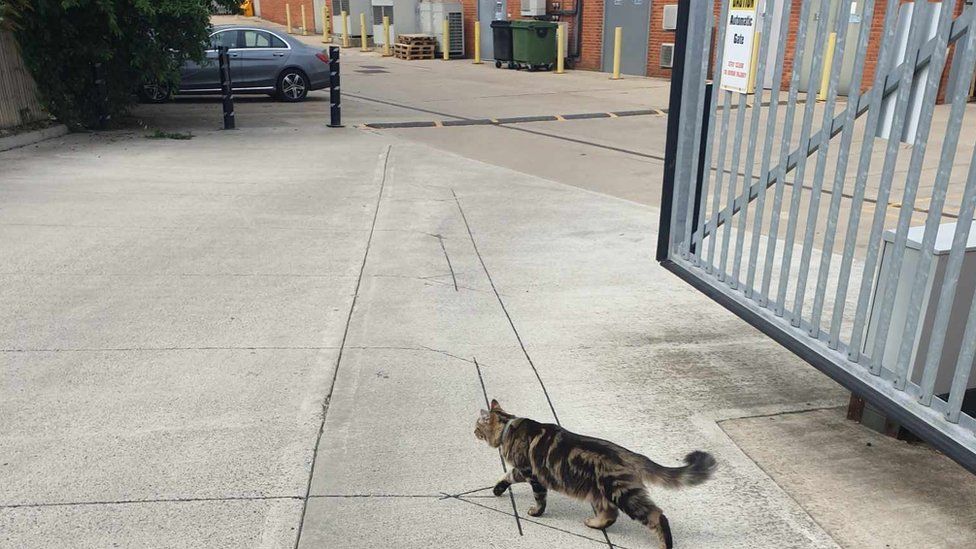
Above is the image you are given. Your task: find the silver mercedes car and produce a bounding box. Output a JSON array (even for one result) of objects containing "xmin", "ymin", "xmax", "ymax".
[{"xmin": 141, "ymin": 25, "xmax": 331, "ymax": 103}]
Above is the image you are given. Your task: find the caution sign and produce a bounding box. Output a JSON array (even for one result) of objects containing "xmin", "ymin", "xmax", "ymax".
[{"xmin": 720, "ymin": 0, "xmax": 758, "ymax": 93}]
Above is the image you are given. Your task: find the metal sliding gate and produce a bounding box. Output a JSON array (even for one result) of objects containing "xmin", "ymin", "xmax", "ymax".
[{"xmin": 659, "ymin": 0, "xmax": 976, "ymax": 473}]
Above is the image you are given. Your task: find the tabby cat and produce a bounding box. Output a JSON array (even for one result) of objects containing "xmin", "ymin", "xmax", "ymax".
[{"xmin": 474, "ymin": 399, "xmax": 716, "ymax": 549}]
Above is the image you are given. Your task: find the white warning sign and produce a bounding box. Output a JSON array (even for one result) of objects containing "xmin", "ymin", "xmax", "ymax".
[{"xmin": 720, "ymin": 0, "xmax": 758, "ymax": 93}]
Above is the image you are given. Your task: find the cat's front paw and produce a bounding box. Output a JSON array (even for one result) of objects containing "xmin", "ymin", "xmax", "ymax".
[
  {"xmin": 527, "ymin": 505, "xmax": 545, "ymax": 517},
  {"xmin": 492, "ymin": 482, "xmax": 510, "ymax": 496}
]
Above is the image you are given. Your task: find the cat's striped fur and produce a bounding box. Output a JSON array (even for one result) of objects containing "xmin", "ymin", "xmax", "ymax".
[{"xmin": 474, "ymin": 400, "xmax": 716, "ymax": 549}]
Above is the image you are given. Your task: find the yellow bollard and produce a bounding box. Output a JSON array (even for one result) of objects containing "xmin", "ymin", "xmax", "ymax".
[
  {"xmin": 818, "ymin": 32, "xmax": 837, "ymax": 101},
  {"xmin": 360, "ymin": 13, "xmax": 369, "ymax": 51},
  {"xmin": 747, "ymin": 32, "xmax": 761, "ymax": 93},
  {"xmin": 611, "ymin": 26, "xmax": 622, "ymax": 80},
  {"xmin": 286, "ymin": 4, "xmax": 293, "ymax": 34},
  {"xmin": 301, "ymin": 5, "xmax": 308, "ymax": 36},
  {"xmin": 556, "ymin": 24, "xmax": 564, "ymax": 74},
  {"xmin": 322, "ymin": 5, "xmax": 331, "ymax": 43},
  {"xmin": 383, "ymin": 15, "xmax": 391, "ymax": 56},
  {"xmin": 474, "ymin": 21, "xmax": 483, "ymax": 64},
  {"xmin": 341, "ymin": 10, "xmax": 350, "ymax": 48},
  {"xmin": 443, "ymin": 19, "xmax": 450, "ymax": 60}
]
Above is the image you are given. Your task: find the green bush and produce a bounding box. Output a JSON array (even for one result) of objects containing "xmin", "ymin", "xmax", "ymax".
[{"xmin": 0, "ymin": 0, "xmax": 238, "ymax": 128}]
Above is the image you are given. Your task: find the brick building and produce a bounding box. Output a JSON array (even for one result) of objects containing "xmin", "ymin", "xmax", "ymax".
[{"xmin": 250, "ymin": 0, "xmax": 972, "ymax": 99}]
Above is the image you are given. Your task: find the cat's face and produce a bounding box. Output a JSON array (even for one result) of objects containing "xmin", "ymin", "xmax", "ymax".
[{"xmin": 474, "ymin": 399, "xmax": 510, "ymax": 446}]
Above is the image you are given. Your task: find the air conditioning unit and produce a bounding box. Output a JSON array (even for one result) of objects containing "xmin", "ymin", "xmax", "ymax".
[
  {"xmin": 521, "ymin": 0, "xmax": 545, "ymax": 16},
  {"xmin": 660, "ymin": 43, "xmax": 674, "ymax": 68},
  {"xmin": 663, "ymin": 4, "xmax": 678, "ymax": 30},
  {"xmin": 418, "ymin": 1, "xmax": 464, "ymax": 57},
  {"xmin": 371, "ymin": 0, "xmax": 418, "ymax": 45}
]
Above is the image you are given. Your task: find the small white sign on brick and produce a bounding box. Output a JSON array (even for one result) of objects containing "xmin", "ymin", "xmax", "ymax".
[{"xmin": 720, "ymin": 0, "xmax": 758, "ymax": 94}]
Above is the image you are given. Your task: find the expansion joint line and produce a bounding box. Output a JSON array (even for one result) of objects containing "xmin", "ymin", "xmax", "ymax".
[
  {"xmin": 452, "ymin": 189, "xmax": 561, "ymax": 427},
  {"xmin": 292, "ymin": 145, "xmax": 392, "ymax": 549},
  {"xmin": 456, "ymin": 193, "xmax": 615, "ymax": 548}
]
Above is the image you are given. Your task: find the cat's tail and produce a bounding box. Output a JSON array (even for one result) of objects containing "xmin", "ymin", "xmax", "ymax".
[{"xmin": 640, "ymin": 450, "xmax": 717, "ymax": 489}]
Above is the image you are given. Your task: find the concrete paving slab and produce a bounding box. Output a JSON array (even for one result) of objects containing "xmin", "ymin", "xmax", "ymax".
[
  {"xmin": 308, "ymin": 348, "xmax": 498, "ymax": 496},
  {"xmin": 0, "ymin": 274, "xmax": 354, "ymax": 350},
  {"xmin": 0, "ymin": 225, "xmax": 367, "ymax": 277},
  {"xmin": 0, "ymin": 498, "xmax": 301, "ymax": 549},
  {"xmin": 721, "ymin": 407, "xmax": 976, "ymax": 549},
  {"xmin": 298, "ymin": 496, "xmax": 619, "ymax": 549},
  {"xmin": 1, "ymin": 348, "xmax": 337, "ymax": 504}
]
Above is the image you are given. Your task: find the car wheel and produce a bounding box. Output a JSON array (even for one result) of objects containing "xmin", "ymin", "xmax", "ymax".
[
  {"xmin": 277, "ymin": 69, "xmax": 308, "ymax": 102},
  {"xmin": 139, "ymin": 81, "xmax": 171, "ymax": 103}
]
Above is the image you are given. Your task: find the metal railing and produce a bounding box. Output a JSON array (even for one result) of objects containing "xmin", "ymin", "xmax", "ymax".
[{"xmin": 659, "ymin": 0, "xmax": 976, "ymax": 473}]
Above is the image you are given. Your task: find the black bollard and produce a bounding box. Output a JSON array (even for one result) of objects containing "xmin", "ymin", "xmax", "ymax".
[
  {"xmin": 218, "ymin": 46, "xmax": 235, "ymax": 130},
  {"xmin": 92, "ymin": 62, "xmax": 110, "ymax": 130},
  {"xmin": 327, "ymin": 46, "xmax": 343, "ymax": 128}
]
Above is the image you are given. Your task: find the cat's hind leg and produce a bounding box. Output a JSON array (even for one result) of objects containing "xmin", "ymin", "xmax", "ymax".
[
  {"xmin": 613, "ymin": 488, "xmax": 673, "ymax": 549},
  {"xmin": 527, "ymin": 478, "xmax": 548, "ymax": 517}
]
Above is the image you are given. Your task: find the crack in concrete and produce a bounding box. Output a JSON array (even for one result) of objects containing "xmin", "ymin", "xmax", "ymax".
[
  {"xmin": 453, "ymin": 189, "xmax": 561, "ymax": 426},
  {"xmin": 434, "ymin": 234, "xmax": 459, "ymax": 291}
]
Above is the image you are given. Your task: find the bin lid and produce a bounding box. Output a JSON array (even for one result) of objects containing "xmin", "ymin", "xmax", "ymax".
[
  {"xmin": 509, "ymin": 20, "xmax": 557, "ymax": 28},
  {"xmin": 883, "ymin": 221, "xmax": 976, "ymax": 255},
  {"xmin": 490, "ymin": 19, "xmax": 512, "ymax": 27}
]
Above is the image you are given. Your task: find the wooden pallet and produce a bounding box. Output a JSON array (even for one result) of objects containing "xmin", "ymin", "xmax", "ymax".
[
  {"xmin": 396, "ymin": 33, "xmax": 436, "ymax": 46},
  {"xmin": 394, "ymin": 42, "xmax": 436, "ymax": 60}
]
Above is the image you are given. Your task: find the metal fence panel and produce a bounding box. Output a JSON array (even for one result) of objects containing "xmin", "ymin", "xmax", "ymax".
[{"xmin": 659, "ymin": 0, "xmax": 976, "ymax": 474}]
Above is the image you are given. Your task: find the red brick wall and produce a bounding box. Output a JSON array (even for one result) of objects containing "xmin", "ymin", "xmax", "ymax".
[
  {"xmin": 646, "ymin": 0, "xmax": 677, "ymax": 78},
  {"xmin": 259, "ymin": 0, "xmax": 317, "ymax": 32},
  {"xmin": 578, "ymin": 0, "xmax": 604, "ymax": 70},
  {"xmin": 646, "ymin": 0, "xmax": 722, "ymax": 79},
  {"xmin": 936, "ymin": 0, "xmax": 966, "ymax": 103}
]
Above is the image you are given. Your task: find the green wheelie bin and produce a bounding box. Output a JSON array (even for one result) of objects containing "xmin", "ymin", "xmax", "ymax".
[{"xmin": 511, "ymin": 20, "xmax": 558, "ymax": 71}]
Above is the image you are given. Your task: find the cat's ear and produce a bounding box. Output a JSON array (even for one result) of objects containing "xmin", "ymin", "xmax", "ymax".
[
  {"xmin": 479, "ymin": 409, "xmax": 490, "ymax": 420},
  {"xmin": 490, "ymin": 399, "xmax": 501, "ymax": 410}
]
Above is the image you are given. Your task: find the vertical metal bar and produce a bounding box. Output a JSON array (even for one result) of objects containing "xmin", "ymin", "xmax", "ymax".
[
  {"xmin": 792, "ymin": 0, "xmax": 855, "ymax": 326},
  {"xmin": 718, "ymin": 92, "xmax": 748, "ymax": 282},
  {"xmin": 658, "ymin": 0, "xmax": 691, "ymax": 262},
  {"xmin": 706, "ymin": 91, "xmax": 734, "ymax": 274},
  {"xmin": 682, "ymin": 5, "xmax": 715, "ymax": 260},
  {"xmin": 828, "ymin": 0, "xmax": 902, "ymax": 350},
  {"xmin": 691, "ymin": 83, "xmax": 713, "ymax": 259},
  {"xmin": 810, "ymin": 0, "xmax": 877, "ymax": 338},
  {"xmin": 670, "ymin": 0, "xmax": 708, "ymax": 259},
  {"xmin": 692, "ymin": 0, "xmax": 730, "ymax": 268},
  {"xmin": 328, "ymin": 46, "xmax": 343, "ymax": 128},
  {"xmin": 218, "ymin": 47, "xmax": 236, "ymax": 130},
  {"xmin": 746, "ymin": 0, "xmax": 795, "ymax": 299},
  {"xmin": 884, "ymin": 3, "xmax": 959, "ymax": 389},
  {"xmin": 848, "ymin": 5, "xmax": 926, "ymax": 368},
  {"xmin": 759, "ymin": 0, "xmax": 813, "ymax": 307},
  {"xmin": 917, "ymin": 23, "xmax": 976, "ymax": 406},
  {"xmin": 774, "ymin": 0, "xmax": 831, "ymax": 319},
  {"xmin": 730, "ymin": 0, "xmax": 775, "ymax": 291}
]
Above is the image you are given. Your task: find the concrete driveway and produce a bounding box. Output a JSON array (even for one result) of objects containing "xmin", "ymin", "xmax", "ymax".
[{"xmin": 2, "ymin": 17, "xmax": 975, "ymax": 548}]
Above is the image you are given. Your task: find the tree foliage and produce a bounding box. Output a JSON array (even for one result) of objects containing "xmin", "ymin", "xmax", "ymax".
[{"xmin": 0, "ymin": 0, "xmax": 238, "ymax": 128}]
